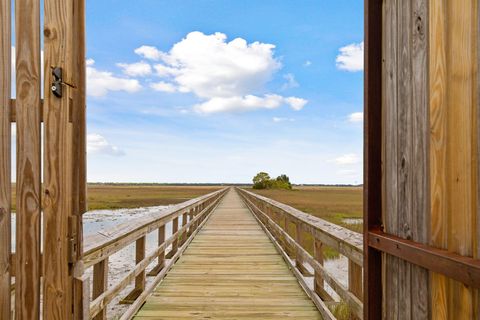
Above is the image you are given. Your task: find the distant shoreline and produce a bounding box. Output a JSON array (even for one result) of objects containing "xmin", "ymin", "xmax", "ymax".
[{"xmin": 86, "ymin": 182, "xmax": 363, "ymax": 187}]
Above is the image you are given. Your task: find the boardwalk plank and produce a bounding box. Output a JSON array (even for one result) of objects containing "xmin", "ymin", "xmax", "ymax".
[{"xmin": 135, "ymin": 189, "xmax": 321, "ymax": 319}]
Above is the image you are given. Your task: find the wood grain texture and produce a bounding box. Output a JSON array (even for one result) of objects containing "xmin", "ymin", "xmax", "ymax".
[
  {"xmin": 429, "ymin": 0, "xmax": 479, "ymax": 318},
  {"xmin": 92, "ymin": 258, "xmax": 108, "ymax": 320},
  {"xmin": 147, "ymin": 225, "xmax": 166, "ymax": 276},
  {"xmin": 119, "ymin": 236, "xmax": 146, "ymax": 303},
  {"xmin": 83, "ymin": 190, "xmax": 227, "ymax": 268},
  {"xmin": 382, "ymin": 1, "xmax": 399, "ymax": 316},
  {"xmin": 14, "ymin": 0, "xmax": 42, "ymax": 318},
  {"xmin": 135, "ymin": 189, "xmax": 322, "ymax": 319},
  {"xmin": 446, "ymin": 2, "xmax": 477, "ymax": 318},
  {"xmin": 71, "ymin": 1, "xmax": 86, "ymax": 317},
  {"xmin": 429, "ymin": 0, "xmax": 449, "ymax": 318},
  {"xmin": 240, "ymin": 190, "xmax": 363, "ymax": 318},
  {"xmin": 171, "ymin": 217, "xmax": 179, "ymax": 256},
  {"xmin": 88, "ymin": 196, "xmax": 225, "ymax": 319},
  {"xmin": 118, "ymin": 192, "xmax": 225, "ymax": 320},
  {"xmin": 238, "ymin": 189, "xmax": 363, "ymax": 266},
  {"xmin": 0, "ymin": 0, "xmax": 11, "ymax": 318},
  {"xmin": 383, "ymin": 0, "xmax": 430, "ymax": 318},
  {"xmin": 43, "ymin": 0, "xmax": 75, "ymax": 318},
  {"xmin": 410, "ymin": 0, "xmax": 431, "ymax": 318},
  {"xmin": 348, "ymin": 260, "xmax": 363, "ymax": 301},
  {"xmin": 180, "ymin": 212, "xmax": 187, "ymax": 245},
  {"xmin": 295, "ymin": 222, "xmax": 309, "ymax": 276}
]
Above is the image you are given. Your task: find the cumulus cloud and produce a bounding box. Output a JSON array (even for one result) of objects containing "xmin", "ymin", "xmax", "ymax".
[
  {"xmin": 134, "ymin": 32, "xmax": 307, "ymax": 113},
  {"xmin": 116, "ymin": 61, "xmax": 152, "ymax": 77},
  {"xmin": 193, "ymin": 94, "xmax": 306, "ymax": 114},
  {"xmin": 285, "ymin": 97, "xmax": 307, "ymax": 111},
  {"xmin": 87, "ymin": 134, "xmax": 125, "ymax": 156},
  {"xmin": 281, "ymin": 73, "xmax": 299, "ymax": 90},
  {"xmin": 134, "ymin": 45, "xmax": 165, "ymax": 61},
  {"xmin": 194, "ymin": 94, "xmax": 283, "ymax": 113},
  {"xmin": 87, "ymin": 59, "xmax": 141, "ymax": 97},
  {"xmin": 150, "ymin": 81, "xmax": 177, "ymax": 93},
  {"xmin": 334, "ymin": 153, "xmax": 361, "ymax": 165},
  {"xmin": 348, "ymin": 112, "xmax": 363, "ymax": 123},
  {"xmin": 336, "ymin": 41, "xmax": 364, "ymax": 72}
]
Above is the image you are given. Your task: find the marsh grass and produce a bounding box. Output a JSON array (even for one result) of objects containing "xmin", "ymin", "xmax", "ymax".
[
  {"xmin": 11, "ymin": 184, "xmax": 222, "ymax": 211},
  {"xmin": 330, "ymin": 301, "xmax": 351, "ymax": 320}
]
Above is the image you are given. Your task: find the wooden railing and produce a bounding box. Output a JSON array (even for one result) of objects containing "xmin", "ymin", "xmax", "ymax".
[
  {"xmin": 237, "ymin": 188, "xmax": 363, "ymax": 320},
  {"xmin": 79, "ymin": 188, "xmax": 228, "ymax": 320}
]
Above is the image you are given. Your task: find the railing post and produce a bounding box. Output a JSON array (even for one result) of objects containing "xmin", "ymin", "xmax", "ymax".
[
  {"xmin": 121, "ymin": 236, "xmax": 145, "ymax": 304},
  {"xmin": 284, "ymin": 217, "xmax": 295, "ymax": 258},
  {"xmin": 348, "ymin": 260, "xmax": 363, "ymax": 319},
  {"xmin": 268, "ymin": 205, "xmax": 281, "ymax": 242},
  {"xmin": 92, "ymin": 258, "xmax": 108, "ymax": 320},
  {"xmin": 135, "ymin": 236, "xmax": 146, "ymax": 290},
  {"xmin": 313, "ymin": 239, "xmax": 331, "ymax": 301},
  {"xmin": 187, "ymin": 208, "xmax": 194, "ymax": 237},
  {"xmin": 295, "ymin": 222, "xmax": 310, "ymax": 276},
  {"xmin": 192, "ymin": 206, "xmax": 198, "ymax": 231},
  {"xmin": 180, "ymin": 212, "xmax": 188, "ymax": 245},
  {"xmin": 348, "ymin": 260, "xmax": 363, "ymax": 300},
  {"xmin": 148, "ymin": 225, "xmax": 165, "ymax": 276},
  {"xmin": 166, "ymin": 217, "xmax": 179, "ymax": 258}
]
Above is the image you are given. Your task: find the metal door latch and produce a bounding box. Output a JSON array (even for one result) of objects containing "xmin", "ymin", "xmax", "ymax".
[{"xmin": 51, "ymin": 67, "xmax": 76, "ymax": 98}]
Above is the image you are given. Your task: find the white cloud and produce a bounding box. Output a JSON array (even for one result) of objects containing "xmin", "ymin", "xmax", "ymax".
[
  {"xmin": 150, "ymin": 81, "xmax": 177, "ymax": 93},
  {"xmin": 348, "ymin": 112, "xmax": 363, "ymax": 123},
  {"xmin": 87, "ymin": 134, "xmax": 125, "ymax": 156},
  {"xmin": 336, "ymin": 41, "xmax": 364, "ymax": 72},
  {"xmin": 194, "ymin": 94, "xmax": 306, "ymax": 114},
  {"xmin": 134, "ymin": 45, "xmax": 165, "ymax": 61},
  {"xmin": 194, "ymin": 94, "xmax": 283, "ymax": 113},
  {"xmin": 285, "ymin": 97, "xmax": 307, "ymax": 111},
  {"xmin": 153, "ymin": 64, "xmax": 179, "ymax": 77},
  {"xmin": 86, "ymin": 59, "xmax": 141, "ymax": 97},
  {"xmin": 303, "ymin": 60, "xmax": 312, "ymax": 67},
  {"xmin": 273, "ymin": 117, "xmax": 294, "ymax": 123},
  {"xmin": 116, "ymin": 61, "xmax": 152, "ymax": 77},
  {"xmin": 334, "ymin": 153, "xmax": 361, "ymax": 165},
  {"xmin": 136, "ymin": 32, "xmax": 307, "ymax": 113},
  {"xmin": 281, "ymin": 73, "xmax": 299, "ymax": 90}
]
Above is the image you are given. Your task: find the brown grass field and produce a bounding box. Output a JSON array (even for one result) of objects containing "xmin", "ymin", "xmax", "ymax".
[
  {"xmin": 11, "ymin": 184, "xmax": 223, "ymax": 211},
  {"xmin": 86, "ymin": 184, "xmax": 223, "ymax": 210},
  {"xmin": 249, "ymin": 186, "xmax": 363, "ymax": 232},
  {"xmin": 12, "ymin": 184, "xmax": 361, "ymax": 259},
  {"xmin": 12, "ymin": 185, "xmax": 362, "ymax": 226}
]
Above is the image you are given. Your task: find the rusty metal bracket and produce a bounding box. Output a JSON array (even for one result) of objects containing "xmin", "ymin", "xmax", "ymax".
[{"xmin": 369, "ymin": 228, "xmax": 480, "ymax": 289}]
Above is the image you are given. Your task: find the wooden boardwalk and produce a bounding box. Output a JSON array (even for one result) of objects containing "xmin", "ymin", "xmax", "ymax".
[{"xmin": 134, "ymin": 189, "xmax": 322, "ymax": 319}]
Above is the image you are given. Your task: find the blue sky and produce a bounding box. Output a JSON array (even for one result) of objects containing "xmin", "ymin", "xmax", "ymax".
[{"xmin": 82, "ymin": 0, "xmax": 364, "ymax": 184}]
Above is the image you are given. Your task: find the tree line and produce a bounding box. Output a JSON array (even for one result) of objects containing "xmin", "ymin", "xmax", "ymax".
[{"xmin": 252, "ymin": 172, "xmax": 292, "ymax": 190}]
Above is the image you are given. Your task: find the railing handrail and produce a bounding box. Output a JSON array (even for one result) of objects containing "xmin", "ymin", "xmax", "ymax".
[
  {"xmin": 82, "ymin": 188, "xmax": 228, "ymax": 267},
  {"xmin": 237, "ymin": 188, "xmax": 363, "ymax": 265}
]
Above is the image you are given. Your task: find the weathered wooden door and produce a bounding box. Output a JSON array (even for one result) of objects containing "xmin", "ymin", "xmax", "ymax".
[
  {"xmin": 365, "ymin": 0, "xmax": 480, "ymax": 319},
  {"xmin": 0, "ymin": 0, "xmax": 86, "ymax": 319}
]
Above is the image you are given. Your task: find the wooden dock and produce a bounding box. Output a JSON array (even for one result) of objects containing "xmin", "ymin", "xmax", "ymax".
[{"xmin": 134, "ymin": 189, "xmax": 322, "ymax": 319}]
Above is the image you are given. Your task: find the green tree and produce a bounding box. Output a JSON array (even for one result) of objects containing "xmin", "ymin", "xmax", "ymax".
[
  {"xmin": 274, "ymin": 174, "xmax": 292, "ymax": 190},
  {"xmin": 252, "ymin": 172, "xmax": 271, "ymax": 189},
  {"xmin": 252, "ymin": 172, "xmax": 293, "ymax": 190}
]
